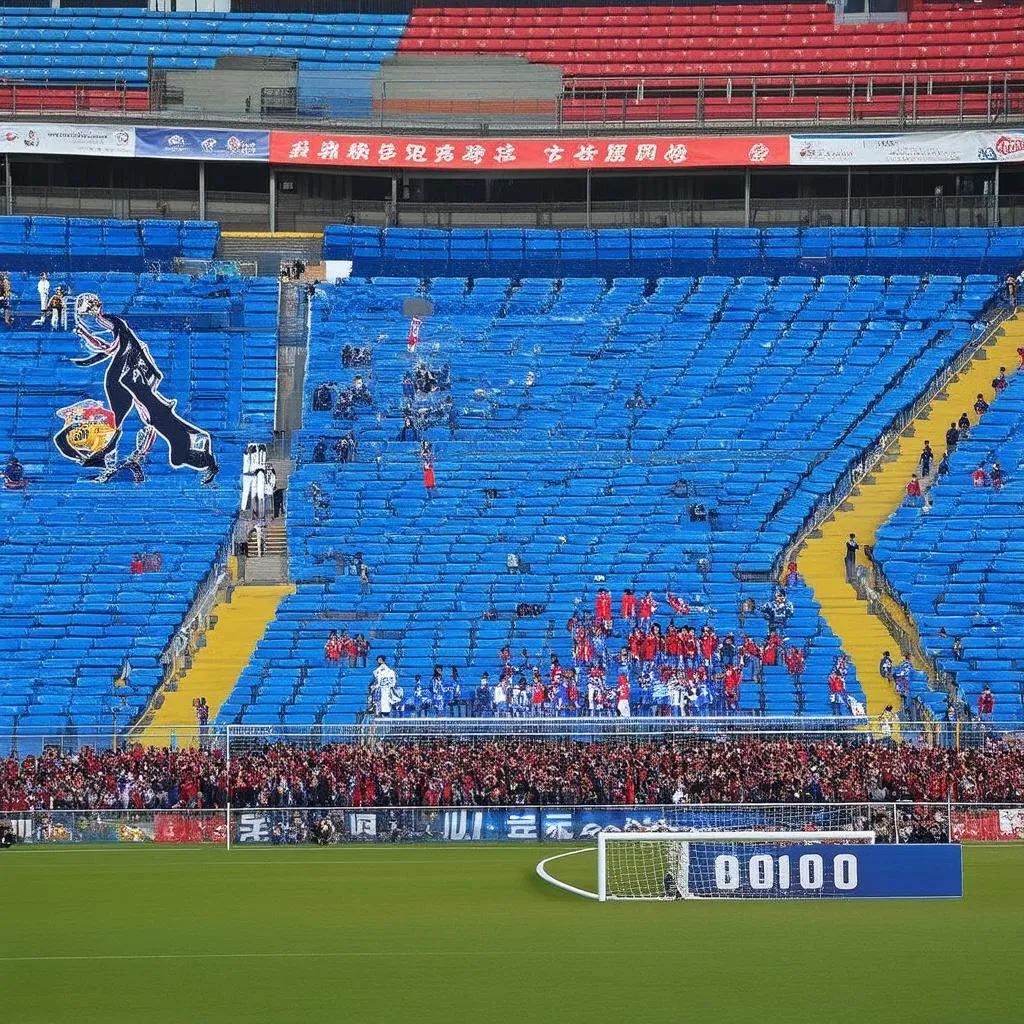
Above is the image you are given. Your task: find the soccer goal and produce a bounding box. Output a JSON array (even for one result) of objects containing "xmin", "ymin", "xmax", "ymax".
[
  {"xmin": 536, "ymin": 830, "xmax": 877, "ymax": 901},
  {"xmin": 599, "ymin": 830, "xmax": 876, "ymax": 900}
]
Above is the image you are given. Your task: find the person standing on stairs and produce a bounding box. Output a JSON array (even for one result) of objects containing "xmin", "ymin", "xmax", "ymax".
[
  {"xmin": 265, "ymin": 463, "xmax": 278, "ymax": 519},
  {"xmin": 945, "ymin": 422, "xmax": 960, "ymax": 451},
  {"xmin": 240, "ymin": 443, "xmax": 257, "ymax": 514},
  {"xmin": 920, "ymin": 440, "xmax": 934, "ymax": 478},
  {"xmin": 844, "ymin": 533, "xmax": 859, "ymax": 583},
  {"xmin": 37, "ymin": 271, "xmax": 49, "ymax": 313},
  {"xmin": 253, "ymin": 444, "xmax": 268, "ymax": 519}
]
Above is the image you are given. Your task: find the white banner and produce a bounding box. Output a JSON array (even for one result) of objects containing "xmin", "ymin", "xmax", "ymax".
[
  {"xmin": 0, "ymin": 122, "xmax": 135, "ymax": 157},
  {"xmin": 790, "ymin": 130, "xmax": 1024, "ymax": 166}
]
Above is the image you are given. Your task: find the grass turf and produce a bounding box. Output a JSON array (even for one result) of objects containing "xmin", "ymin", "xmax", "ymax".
[{"xmin": 1, "ymin": 843, "xmax": 1021, "ymax": 1023}]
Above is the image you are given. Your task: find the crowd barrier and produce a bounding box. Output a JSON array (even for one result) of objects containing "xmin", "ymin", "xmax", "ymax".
[
  {"xmin": 2, "ymin": 802, "xmax": 1022, "ymax": 846},
  {"xmin": 2, "ymin": 715, "xmax": 1015, "ymax": 760}
]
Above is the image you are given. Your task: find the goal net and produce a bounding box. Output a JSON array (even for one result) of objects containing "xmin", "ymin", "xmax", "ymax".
[{"xmin": 599, "ymin": 830, "xmax": 875, "ymax": 901}]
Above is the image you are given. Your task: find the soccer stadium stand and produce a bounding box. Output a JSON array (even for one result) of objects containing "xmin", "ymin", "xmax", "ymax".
[
  {"xmin": 0, "ymin": 217, "xmax": 218, "ymax": 274},
  {"xmin": 5, "ymin": 738, "xmax": 1023, "ymax": 810},
  {"xmin": 325, "ymin": 226, "xmax": 1024, "ymax": 279},
  {"xmin": 875, "ymin": 336, "xmax": 1024, "ymax": 725},
  {"xmin": 401, "ymin": 1, "xmax": 1018, "ymax": 121},
  {"xmin": 0, "ymin": 235, "xmax": 278, "ymax": 753},
  {"xmin": 0, "ymin": 8, "xmax": 407, "ymax": 114},
  {"xmin": 219, "ymin": 226, "xmax": 1007, "ymax": 727}
]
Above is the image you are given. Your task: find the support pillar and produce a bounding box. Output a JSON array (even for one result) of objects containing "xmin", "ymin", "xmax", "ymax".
[
  {"xmin": 993, "ymin": 162, "xmax": 1000, "ymax": 228},
  {"xmin": 198, "ymin": 160, "xmax": 206, "ymax": 221},
  {"xmin": 743, "ymin": 168, "xmax": 751, "ymax": 228},
  {"xmin": 586, "ymin": 169, "xmax": 592, "ymax": 230},
  {"xmin": 269, "ymin": 166, "xmax": 277, "ymax": 233},
  {"xmin": 4, "ymin": 154, "xmax": 11, "ymax": 216}
]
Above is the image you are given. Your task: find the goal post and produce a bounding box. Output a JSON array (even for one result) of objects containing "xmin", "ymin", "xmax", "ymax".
[{"xmin": 598, "ymin": 830, "xmax": 877, "ymax": 901}]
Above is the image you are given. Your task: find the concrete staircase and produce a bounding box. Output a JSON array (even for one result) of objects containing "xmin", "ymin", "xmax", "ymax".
[
  {"xmin": 795, "ymin": 312, "xmax": 1022, "ymax": 716},
  {"xmin": 136, "ymin": 584, "xmax": 294, "ymax": 747}
]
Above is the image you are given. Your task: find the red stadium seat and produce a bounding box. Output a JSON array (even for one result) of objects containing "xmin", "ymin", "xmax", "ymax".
[{"xmin": 399, "ymin": 3, "xmax": 1013, "ymax": 125}]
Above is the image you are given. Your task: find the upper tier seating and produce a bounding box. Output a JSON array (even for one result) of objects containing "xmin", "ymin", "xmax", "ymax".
[
  {"xmin": 875, "ymin": 377, "xmax": 1024, "ymax": 725},
  {"xmin": 0, "ymin": 8, "xmax": 407, "ymax": 113},
  {"xmin": 401, "ymin": 1, "xmax": 1020, "ymax": 122},
  {"xmin": 0, "ymin": 217, "xmax": 218, "ymax": 273},
  {"xmin": 219, "ymin": 264, "xmax": 1000, "ymax": 726},
  {"xmin": 0, "ymin": 266, "xmax": 278, "ymax": 753}
]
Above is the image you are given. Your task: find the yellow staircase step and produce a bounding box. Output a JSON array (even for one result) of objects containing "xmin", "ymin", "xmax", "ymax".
[
  {"xmin": 796, "ymin": 314, "xmax": 1021, "ymax": 716},
  {"xmin": 139, "ymin": 584, "xmax": 293, "ymax": 747}
]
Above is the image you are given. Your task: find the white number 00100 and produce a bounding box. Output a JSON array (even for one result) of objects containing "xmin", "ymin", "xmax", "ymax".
[{"xmin": 713, "ymin": 853, "xmax": 858, "ymax": 891}]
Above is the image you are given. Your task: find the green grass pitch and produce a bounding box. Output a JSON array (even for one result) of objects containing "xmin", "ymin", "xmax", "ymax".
[{"xmin": 2, "ymin": 844, "xmax": 1021, "ymax": 1023}]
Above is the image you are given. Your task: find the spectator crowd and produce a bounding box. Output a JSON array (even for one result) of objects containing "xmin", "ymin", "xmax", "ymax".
[
  {"xmin": 3, "ymin": 736, "xmax": 1022, "ymax": 811},
  {"xmin": 352, "ymin": 583, "xmax": 866, "ymax": 719}
]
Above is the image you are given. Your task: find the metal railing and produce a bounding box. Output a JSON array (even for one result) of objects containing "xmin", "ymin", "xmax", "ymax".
[
  {"xmin": 5, "ymin": 186, "xmax": 1023, "ymax": 232},
  {"xmin": 0, "ymin": 70, "xmax": 1021, "ymax": 132},
  {"xmin": 2, "ymin": 717, "xmax": 1018, "ymax": 758},
  {"xmin": 778, "ymin": 304, "xmax": 1014, "ymax": 580}
]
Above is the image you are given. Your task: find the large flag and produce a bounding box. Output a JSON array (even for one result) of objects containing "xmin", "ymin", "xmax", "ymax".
[{"xmin": 407, "ymin": 316, "xmax": 423, "ymax": 352}]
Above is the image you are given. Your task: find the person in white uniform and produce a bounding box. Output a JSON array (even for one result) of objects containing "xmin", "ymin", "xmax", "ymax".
[
  {"xmin": 240, "ymin": 443, "xmax": 257, "ymax": 514},
  {"xmin": 373, "ymin": 656, "xmax": 398, "ymax": 716}
]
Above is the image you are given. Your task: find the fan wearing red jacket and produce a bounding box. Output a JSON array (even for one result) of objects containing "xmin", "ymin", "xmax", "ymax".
[
  {"xmin": 784, "ymin": 646, "xmax": 806, "ymax": 686},
  {"xmin": 626, "ymin": 626, "xmax": 642, "ymax": 664},
  {"xmin": 762, "ymin": 631, "xmax": 783, "ymax": 668},
  {"xmin": 595, "ymin": 587, "xmax": 613, "ymax": 630},
  {"xmin": 828, "ymin": 670, "xmax": 848, "ymax": 716},
  {"xmin": 572, "ymin": 627, "xmax": 592, "ymax": 665},
  {"xmin": 641, "ymin": 629, "xmax": 659, "ymax": 666},
  {"xmin": 699, "ymin": 625, "xmax": 719, "ymax": 666},
  {"xmin": 680, "ymin": 627, "xmax": 698, "ymax": 670},
  {"xmin": 741, "ymin": 635, "xmax": 763, "ymax": 683},
  {"xmin": 617, "ymin": 673, "xmax": 631, "ymax": 717},
  {"xmin": 723, "ymin": 664, "xmax": 742, "ymax": 714},
  {"xmin": 638, "ymin": 591, "xmax": 657, "ymax": 623},
  {"xmin": 620, "ymin": 588, "xmax": 637, "ymax": 623},
  {"xmin": 530, "ymin": 677, "xmax": 547, "ymax": 713},
  {"xmin": 665, "ymin": 624, "xmax": 683, "ymax": 667}
]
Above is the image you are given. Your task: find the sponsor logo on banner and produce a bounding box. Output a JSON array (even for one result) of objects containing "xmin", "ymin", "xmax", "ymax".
[
  {"xmin": 0, "ymin": 123, "xmax": 135, "ymax": 157},
  {"xmin": 791, "ymin": 130, "xmax": 1024, "ymax": 166},
  {"xmin": 995, "ymin": 134, "xmax": 1024, "ymax": 158},
  {"xmin": 269, "ymin": 132, "xmax": 788, "ymax": 171},
  {"xmin": 442, "ymin": 810, "xmax": 484, "ymax": 841},
  {"xmin": 135, "ymin": 128, "xmax": 269, "ymax": 161}
]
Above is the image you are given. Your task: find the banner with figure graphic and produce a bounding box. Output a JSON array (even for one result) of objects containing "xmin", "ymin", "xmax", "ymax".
[{"xmin": 54, "ymin": 293, "xmax": 219, "ymax": 485}]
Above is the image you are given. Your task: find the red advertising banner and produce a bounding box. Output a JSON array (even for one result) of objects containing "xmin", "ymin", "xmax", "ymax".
[
  {"xmin": 154, "ymin": 813, "xmax": 226, "ymax": 845},
  {"xmin": 952, "ymin": 807, "xmax": 1024, "ymax": 842},
  {"xmin": 269, "ymin": 132, "xmax": 788, "ymax": 171}
]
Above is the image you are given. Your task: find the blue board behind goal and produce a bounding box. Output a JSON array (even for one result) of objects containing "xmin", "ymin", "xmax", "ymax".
[{"xmin": 686, "ymin": 843, "xmax": 963, "ymax": 899}]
